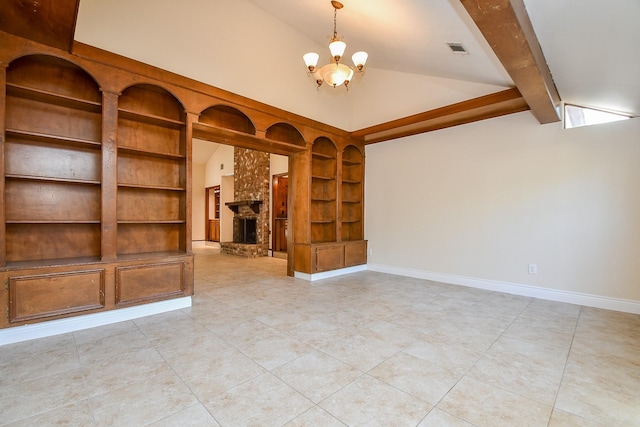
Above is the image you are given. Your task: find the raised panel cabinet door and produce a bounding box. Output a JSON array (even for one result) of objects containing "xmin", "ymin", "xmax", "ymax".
[{"xmin": 314, "ymin": 245, "xmax": 344, "ymax": 272}]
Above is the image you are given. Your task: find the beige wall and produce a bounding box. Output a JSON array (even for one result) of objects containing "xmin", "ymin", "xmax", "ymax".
[{"xmin": 365, "ymin": 112, "xmax": 640, "ymax": 308}]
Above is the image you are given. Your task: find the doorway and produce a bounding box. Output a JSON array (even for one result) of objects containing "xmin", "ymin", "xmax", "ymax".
[
  {"xmin": 272, "ymin": 173, "xmax": 288, "ymax": 257},
  {"xmin": 204, "ymin": 185, "xmax": 220, "ymax": 242}
]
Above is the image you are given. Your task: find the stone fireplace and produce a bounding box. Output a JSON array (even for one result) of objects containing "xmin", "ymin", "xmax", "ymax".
[{"xmin": 220, "ymin": 148, "xmax": 269, "ymax": 257}]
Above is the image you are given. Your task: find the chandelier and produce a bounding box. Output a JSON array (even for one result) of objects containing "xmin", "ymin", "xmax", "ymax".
[{"xmin": 303, "ymin": 1, "xmax": 368, "ymax": 89}]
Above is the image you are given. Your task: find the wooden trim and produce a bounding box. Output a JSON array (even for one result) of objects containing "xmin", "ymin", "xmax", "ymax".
[
  {"xmin": 353, "ymin": 88, "xmax": 529, "ymax": 144},
  {"xmin": 71, "ymin": 41, "xmax": 351, "ymax": 140},
  {"xmin": 0, "ymin": 65, "xmax": 6, "ymax": 267},
  {"xmin": 192, "ymin": 122, "xmax": 306, "ymax": 156},
  {"xmin": 460, "ymin": 0, "xmax": 561, "ymax": 124}
]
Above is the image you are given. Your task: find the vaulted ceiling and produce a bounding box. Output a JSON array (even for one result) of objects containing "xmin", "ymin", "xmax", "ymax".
[{"xmin": 2, "ymin": 0, "xmax": 638, "ymax": 145}]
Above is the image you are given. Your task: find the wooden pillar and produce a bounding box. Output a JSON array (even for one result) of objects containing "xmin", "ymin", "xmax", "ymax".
[
  {"xmin": 0, "ymin": 64, "xmax": 7, "ymax": 267},
  {"xmin": 101, "ymin": 90, "xmax": 119, "ymax": 261},
  {"xmin": 184, "ymin": 112, "xmax": 198, "ymax": 254}
]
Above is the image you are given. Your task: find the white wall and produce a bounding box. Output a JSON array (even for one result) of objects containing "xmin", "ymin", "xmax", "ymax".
[
  {"xmin": 192, "ymin": 163, "xmax": 206, "ymax": 241},
  {"xmin": 365, "ymin": 113, "xmax": 640, "ymax": 309},
  {"xmin": 204, "ymin": 144, "xmax": 234, "ymax": 188}
]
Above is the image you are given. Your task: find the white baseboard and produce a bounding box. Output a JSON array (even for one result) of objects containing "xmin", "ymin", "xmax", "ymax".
[
  {"xmin": 367, "ymin": 263, "xmax": 640, "ymax": 315},
  {"xmin": 0, "ymin": 297, "xmax": 192, "ymax": 346},
  {"xmin": 295, "ymin": 264, "xmax": 367, "ymax": 282}
]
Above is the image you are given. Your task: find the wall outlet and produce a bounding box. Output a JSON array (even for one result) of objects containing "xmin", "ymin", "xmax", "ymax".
[
  {"xmin": 369, "ymin": 247, "xmax": 373, "ymax": 256},
  {"xmin": 528, "ymin": 264, "xmax": 538, "ymax": 275}
]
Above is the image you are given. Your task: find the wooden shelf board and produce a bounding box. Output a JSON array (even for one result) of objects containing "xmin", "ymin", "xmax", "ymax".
[
  {"xmin": 342, "ymin": 159, "xmax": 362, "ymax": 166},
  {"xmin": 118, "ymin": 145, "xmax": 185, "ymax": 160},
  {"xmin": 6, "ymin": 128, "xmax": 101, "ymax": 147},
  {"xmin": 192, "ymin": 122, "xmax": 305, "ymax": 156},
  {"xmin": 342, "ymin": 219, "xmax": 362, "ymax": 224},
  {"xmin": 3, "ymin": 256, "xmax": 103, "ymax": 270},
  {"xmin": 118, "ymin": 108, "xmax": 185, "ymax": 128},
  {"xmin": 341, "ymin": 179, "xmax": 361, "ymax": 184},
  {"xmin": 312, "ymin": 175, "xmax": 335, "ymax": 181},
  {"xmin": 117, "ymin": 183, "xmax": 185, "ymax": 191},
  {"xmin": 5, "ymin": 173, "xmax": 101, "ymax": 186},
  {"xmin": 6, "ymin": 220, "xmax": 101, "ymax": 224},
  {"xmin": 115, "ymin": 251, "xmax": 189, "ymax": 262},
  {"xmin": 6, "ymin": 83, "xmax": 102, "ymax": 113},
  {"xmin": 117, "ymin": 220, "xmax": 185, "ymax": 224},
  {"xmin": 341, "ymin": 200, "xmax": 361, "ymax": 204},
  {"xmin": 311, "ymin": 220, "xmax": 336, "ymax": 224},
  {"xmin": 312, "ymin": 151, "xmax": 335, "ymax": 160},
  {"xmin": 311, "ymin": 198, "xmax": 336, "ymax": 202}
]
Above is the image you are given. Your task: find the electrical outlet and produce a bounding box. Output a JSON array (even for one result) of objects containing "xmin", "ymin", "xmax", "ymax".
[
  {"xmin": 528, "ymin": 264, "xmax": 538, "ymax": 275},
  {"xmin": 368, "ymin": 247, "xmax": 373, "ymax": 256}
]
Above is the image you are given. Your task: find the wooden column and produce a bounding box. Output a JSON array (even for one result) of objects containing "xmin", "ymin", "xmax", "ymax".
[
  {"xmin": 184, "ymin": 111, "xmax": 199, "ymax": 254},
  {"xmin": 0, "ymin": 64, "xmax": 6, "ymax": 267},
  {"xmin": 101, "ymin": 90, "xmax": 119, "ymax": 261}
]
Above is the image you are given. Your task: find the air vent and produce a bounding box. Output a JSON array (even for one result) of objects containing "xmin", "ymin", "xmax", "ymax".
[{"xmin": 447, "ymin": 42, "xmax": 468, "ymax": 54}]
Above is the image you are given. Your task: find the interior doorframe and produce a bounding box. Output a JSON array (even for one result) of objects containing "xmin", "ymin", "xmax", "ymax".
[{"xmin": 271, "ymin": 172, "xmax": 289, "ymax": 254}]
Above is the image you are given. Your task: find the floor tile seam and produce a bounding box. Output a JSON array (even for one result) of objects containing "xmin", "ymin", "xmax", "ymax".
[
  {"xmin": 282, "ymin": 405, "xmax": 349, "ymax": 427},
  {"xmin": 140, "ymin": 402, "xmax": 212, "ymax": 427},
  {"xmin": 364, "ymin": 360, "xmax": 443, "ymax": 411},
  {"xmin": 425, "ymin": 374, "xmax": 473, "ymax": 425},
  {"xmin": 0, "ymin": 399, "xmax": 94, "ymax": 427},
  {"xmin": 204, "ymin": 371, "xmax": 317, "ymax": 424},
  {"xmin": 181, "ymin": 364, "xmax": 267, "ymax": 409},
  {"xmin": 488, "ymin": 334, "xmax": 574, "ymax": 361},
  {"xmin": 445, "ymin": 374, "xmax": 556, "ymax": 423},
  {"xmin": 546, "ymin": 312, "xmax": 581, "ymax": 424},
  {"xmin": 113, "ymin": 346, "xmax": 208, "ymax": 423},
  {"xmin": 463, "ymin": 368, "xmax": 562, "ymax": 407},
  {"xmin": 312, "ymin": 372, "xmax": 372, "ymax": 426},
  {"xmin": 422, "ymin": 407, "xmax": 481, "ymax": 427}
]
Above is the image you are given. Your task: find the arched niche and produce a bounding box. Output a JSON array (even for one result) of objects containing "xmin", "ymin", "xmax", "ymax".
[
  {"xmin": 310, "ymin": 136, "xmax": 338, "ymax": 243},
  {"xmin": 119, "ymin": 83, "xmax": 185, "ymax": 122},
  {"xmin": 266, "ymin": 122, "xmax": 306, "ymax": 147},
  {"xmin": 199, "ymin": 105, "xmax": 256, "ymax": 135},
  {"xmin": 312, "ymin": 136, "xmax": 337, "ymax": 157},
  {"xmin": 7, "ymin": 54, "xmax": 102, "ymax": 106}
]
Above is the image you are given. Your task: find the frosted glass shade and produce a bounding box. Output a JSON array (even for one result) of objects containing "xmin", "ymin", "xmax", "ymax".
[
  {"xmin": 320, "ymin": 63, "xmax": 352, "ymax": 87},
  {"xmin": 352, "ymin": 51, "xmax": 368, "ymax": 70},
  {"xmin": 303, "ymin": 52, "xmax": 320, "ymax": 70},
  {"xmin": 329, "ymin": 40, "xmax": 346, "ymax": 60}
]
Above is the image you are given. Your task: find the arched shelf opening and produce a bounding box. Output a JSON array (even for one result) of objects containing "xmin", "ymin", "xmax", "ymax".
[
  {"xmin": 4, "ymin": 54, "xmax": 103, "ymax": 263},
  {"xmin": 116, "ymin": 83, "xmax": 188, "ymax": 256},
  {"xmin": 340, "ymin": 145, "xmax": 364, "ymax": 241},
  {"xmin": 310, "ymin": 137, "xmax": 338, "ymax": 243},
  {"xmin": 199, "ymin": 105, "xmax": 256, "ymax": 135},
  {"xmin": 266, "ymin": 122, "xmax": 306, "ymax": 148}
]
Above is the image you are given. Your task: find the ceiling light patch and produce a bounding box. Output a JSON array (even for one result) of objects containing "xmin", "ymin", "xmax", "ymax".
[{"xmin": 447, "ymin": 42, "xmax": 468, "ymax": 54}]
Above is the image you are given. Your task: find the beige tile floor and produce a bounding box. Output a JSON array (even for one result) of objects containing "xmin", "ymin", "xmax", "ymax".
[{"xmin": 1, "ymin": 248, "xmax": 640, "ymax": 426}]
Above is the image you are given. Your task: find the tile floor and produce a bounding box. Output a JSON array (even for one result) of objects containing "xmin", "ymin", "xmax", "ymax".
[{"xmin": 1, "ymin": 248, "xmax": 639, "ymax": 426}]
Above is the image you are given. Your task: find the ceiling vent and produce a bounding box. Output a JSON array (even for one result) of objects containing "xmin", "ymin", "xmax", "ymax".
[{"xmin": 447, "ymin": 42, "xmax": 468, "ymax": 54}]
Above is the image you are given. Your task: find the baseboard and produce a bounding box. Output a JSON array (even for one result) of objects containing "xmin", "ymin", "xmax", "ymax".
[
  {"xmin": 295, "ymin": 264, "xmax": 367, "ymax": 281},
  {"xmin": 0, "ymin": 296, "xmax": 192, "ymax": 346},
  {"xmin": 367, "ymin": 263, "xmax": 640, "ymax": 314}
]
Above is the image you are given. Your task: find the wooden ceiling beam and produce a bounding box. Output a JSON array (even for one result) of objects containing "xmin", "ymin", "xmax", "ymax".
[
  {"xmin": 352, "ymin": 88, "xmax": 529, "ymax": 144},
  {"xmin": 460, "ymin": 0, "xmax": 561, "ymax": 123},
  {"xmin": 0, "ymin": 0, "xmax": 80, "ymax": 52}
]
